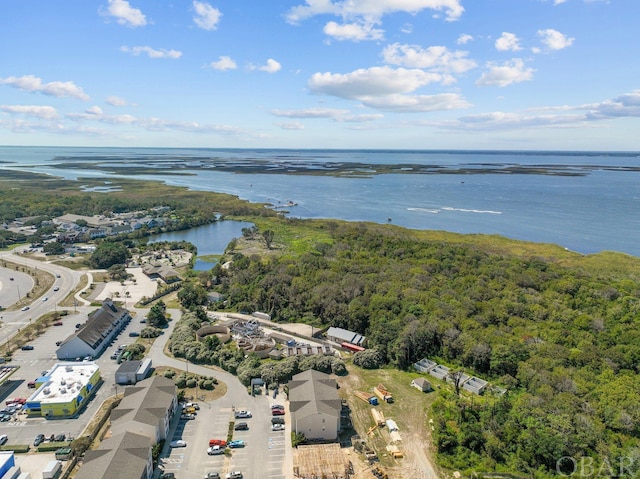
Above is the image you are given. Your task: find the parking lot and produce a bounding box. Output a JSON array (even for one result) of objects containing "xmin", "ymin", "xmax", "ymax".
[
  {"xmin": 160, "ymin": 400, "xmax": 289, "ymax": 479},
  {"xmin": 0, "ymin": 304, "xmax": 150, "ymax": 451}
]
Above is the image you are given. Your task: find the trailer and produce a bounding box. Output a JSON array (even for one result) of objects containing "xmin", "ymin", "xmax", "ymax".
[
  {"xmin": 374, "ymin": 383, "xmax": 393, "ymax": 403},
  {"xmin": 354, "ymin": 390, "xmax": 379, "ymax": 405}
]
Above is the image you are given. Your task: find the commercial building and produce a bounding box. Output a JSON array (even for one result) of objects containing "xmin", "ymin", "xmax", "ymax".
[
  {"xmin": 56, "ymin": 299, "xmax": 131, "ymax": 360},
  {"xmin": 25, "ymin": 362, "xmax": 100, "ymax": 418}
]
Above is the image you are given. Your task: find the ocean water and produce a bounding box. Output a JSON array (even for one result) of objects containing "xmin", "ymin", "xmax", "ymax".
[{"xmin": 1, "ymin": 146, "xmax": 639, "ymax": 257}]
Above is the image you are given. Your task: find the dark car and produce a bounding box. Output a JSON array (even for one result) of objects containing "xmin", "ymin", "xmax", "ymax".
[
  {"xmin": 21, "ymin": 345, "xmax": 34, "ymax": 351},
  {"xmin": 53, "ymin": 321, "xmax": 63, "ymax": 326},
  {"xmin": 33, "ymin": 434, "xmax": 45, "ymax": 446},
  {"xmin": 271, "ymin": 417, "xmax": 285, "ymax": 425},
  {"xmin": 234, "ymin": 422, "xmax": 249, "ymax": 431},
  {"xmin": 128, "ymin": 332, "xmax": 139, "ymax": 337},
  {"xmin": 54, "ymin": 433, "xmax": 66, "ymax": 442}
]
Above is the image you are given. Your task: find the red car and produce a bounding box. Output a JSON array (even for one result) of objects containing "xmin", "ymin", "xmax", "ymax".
[
  {"xmin": 271, "ymin": 408, "xmax": 285, "ymax": 416},
  {"xmin": 208, "ymin": 439, "xmax": 227, "ymax": 447},
  {"xmin": 53, "ymin": 321, "xmax": 63, "ymax": 326}
]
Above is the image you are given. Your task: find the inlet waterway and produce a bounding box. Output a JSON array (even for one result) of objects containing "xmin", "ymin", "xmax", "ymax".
[{"xmin": 147, "ymin": 220, "xmax": 254, "ymax": 271}]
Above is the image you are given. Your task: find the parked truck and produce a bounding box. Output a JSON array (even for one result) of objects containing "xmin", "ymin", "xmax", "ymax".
[
  {"xmin": 354, "ymin": 391, "xmax": 379, "ymax": 406},
  {"xmin": 373, "ymin": 384, "xmax": 393, "ymax": 403}
]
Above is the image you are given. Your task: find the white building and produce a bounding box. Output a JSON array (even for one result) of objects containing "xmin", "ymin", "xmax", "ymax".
[
  {"xmin": 288, "ymin": 370, "xmax": 341, "ymax": 441},
  {"xmin": 56, "ymin": 299, "xmax": 131, "ymax": 360}
]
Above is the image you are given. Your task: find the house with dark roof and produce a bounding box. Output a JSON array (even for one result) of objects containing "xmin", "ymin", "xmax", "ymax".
[
  {"xmin": 110, "ymin": 375, "xmax": 178, "ymax": 443},
  {"xmin": 56, "ymin": 299, "xmax": 131, "ymax": 360},
  {"xmin": 74, "ymin": 375, "xmax": 177, "ymax": 479},
  {"xmin": 141, "ymin": 263, "xmax": 180, "ymax": 283},
  {"xmin": 74, "ymin": 431, "xmax": 153, "ymax": 479},
  {"xmin": 288, "ymin": 370, "xmax": 341, "ymax": 441}
]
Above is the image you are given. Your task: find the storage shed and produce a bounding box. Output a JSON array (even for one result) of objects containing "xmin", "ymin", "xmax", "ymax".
[{"xmin": 411, "ymin": 378, "xmax": 433, "ymax": 393}]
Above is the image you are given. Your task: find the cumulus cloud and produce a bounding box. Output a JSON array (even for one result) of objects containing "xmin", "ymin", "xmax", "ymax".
[
  {"xmin": 106, "ymin": 96, "xmax": 128, "ymax": 107},
  {"xmin": 323, "ymin": 21, "xmax": 384, "ymax": 41},
  {"xmin": 476, "ymin": 59, "xmax": 534, "ymax": 87},
  {"xmin": 193, "ymin": 1, "xmax": 222, "ymax": 30},
  {"xmin": 209, "ymin": 56, "xmax": 237, "ymax": 71},
  {"xmin": 120, "ymin": 46, "xmax": 182, "ymax": 59},
  {"xmin": 286, "ymin": 0, "xmax": 465, "ymax": 25},
  {"xmin": 308, "ymin": 66, "xmax": 448, "ymax": 100},
  {"xmin": 457, "ymin": 33, "xmax": 473, "ymax": 45},
  {"xmin": 537, "ymin": 28, "xmax": 574, "ymax": 50},
  {"xmin": 382, "ymin": 43, "xmax": 476, "ymax": 74},
  {"xmin": 255, "ymin": 59, "xmax": 281, "ymax": 73},
  {"xmin": 0, "ymin": 75, "xmax": 89, "ymax": 100},
  {"xmin": 495, "ymin": 32, "xmax": 522, "ymax": 51},
  {"xmin": 0, "ymin": 105, "xmax": 59, "ymax": 120},
  {"xmin": 99, "ymin": 0, "xmax": 147, "ymax": 27}
]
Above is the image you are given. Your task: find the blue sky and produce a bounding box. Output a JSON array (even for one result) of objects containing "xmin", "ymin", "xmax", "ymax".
[{"xmin": 1, "ymin": 0, "xmax": 638, "ymax": 150}]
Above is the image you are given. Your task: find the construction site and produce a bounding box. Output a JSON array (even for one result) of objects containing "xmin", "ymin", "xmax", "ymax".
[{"xmin": 293, "ymin": 443, "xmax": 354, "ymax": 479}]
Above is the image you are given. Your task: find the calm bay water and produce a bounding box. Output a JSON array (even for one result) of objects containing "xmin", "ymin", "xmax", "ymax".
[{"xmin": 1, "ymin": 146, "xmax": 639, "ymax": 257}]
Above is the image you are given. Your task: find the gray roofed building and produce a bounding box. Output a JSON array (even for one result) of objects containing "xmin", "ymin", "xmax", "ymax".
[
  {"xmin": 326, "ymin": 326, "xmax": 366, "ymax": 347},
  {"xmin": 110, "ymin": 375, "xmax": 177, "ymax": 442},
  {"xmin": 56, "ymin": 299, "xmax": 131, "ymax": 360},
  {"xmin": 289, "ymin": 369, "xmax": 341, "ymax": 441},
  {"xmin": 414, "ymin": 358, "xmax": 437, "ymax": 373},
  {"xmin": 116, "ymin": 360, "xmax": 142, "ymax": 385},
  {"xmin": 75, "ymin": 431, "xmax": 153, "ymax": 479},
  {"xmin": 429, "ymin": 364, "xmax": 450, "ymax": 380},
  {"xmin": 411, "ymin": 377, "xmax": 433, "ymax": 393},
  {"xmin": 74, "ymin": 376, "xmax": 177, "ymax": 479}
]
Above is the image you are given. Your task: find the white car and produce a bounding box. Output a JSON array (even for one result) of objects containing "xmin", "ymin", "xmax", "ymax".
[
  {"xmin": 225, "ymin": 472, "xmax": 243, "ymax": 479},
  {"xmin": 169, "ymin": 440, "xmax": 186, "ymax": 448},
  {"xmin": 234, "ymin": 410, "xmax": 251, "ymax": 419},
  {"xmin": 207, "ymin": 445, "xmax": 224, "ymax": 455},
  {"xmin": 271, "ymin": 423, "xmax": 285, "ymax": 431}
]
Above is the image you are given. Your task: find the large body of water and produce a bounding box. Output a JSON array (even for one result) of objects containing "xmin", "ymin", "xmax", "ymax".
[{"xmin": 1, "ymin": 146, "xmax": 639, "ymax": 257}]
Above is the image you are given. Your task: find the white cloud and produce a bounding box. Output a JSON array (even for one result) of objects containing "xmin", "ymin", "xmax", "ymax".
[
  {"xmin": 0, "ymin": 105, "xmax": 59, "ymax": 120},
  {"xmin": 99, "ymin": 0, "xmax": 147, "ymax": 27},
  {"xmin": 340, "ymin": 113, "xmax": 385, "ymax": 122},
  {"xmin": 495, "ymin": 32, "xmax": 522, "ymax": 51},
  {"xmin": 271, "ymin": 107, "xmax": 384, "ymax": 122},
  {"xmin": 537, "ymin": 28, "xmax": 574, "ymax": 50},
  {"xmin": 120, "ymin": 46, "xmax": 182, "ymax": 59},
  {"xmin": 457, "ymin": 33, "xmax": 473, "ymax": 45},
  {"xmin": 358, "ymin": 93, "xmax": 470, "ymax": 112},
  {"xmin": 323, "ymin": 21, "xmax": 384, "ymax": 41},
  {"xmin": 382, "ymin": 43, "xmax": 476, "ymax": 74},
  {"xmin": 584, "ymin": 90, "xmax": 640, "ymax": 119},
  {"xmin": 0, "ymin": 75, "xmax": 89, "ymax": 100},
  {"xmin": 271, "ymin": 107, "xmax": 350, "ymax": 118},
  {"xmin": 210, "ymin": 56, "xmax": 237, "ymax": 71},
  {"xmin": 309, "ymin": 66, "xmax": 447, "ymax": 99},
  {"xmin": 275, "ymin": 121, "xmax": 305, "ymax": 130},
  {"xmin": 286, "ymin": 0, "xmax": 465, "ymax": 24},
  {"xmin": 476, "ymin": 59, "xmax": 534, "ymax": 87},
  {"xmin": 257, "ymin": 59, "xmax": 282, "ymax": 73},
  {"xmin": 193, "ymin": 1, "xmax": 222, "ymax": 30},
  {"xmin": 106, "ymin": 96, "xmax": 128, "ymax": 107}
]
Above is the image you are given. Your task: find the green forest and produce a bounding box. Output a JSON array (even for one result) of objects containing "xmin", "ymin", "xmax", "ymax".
[{"xmin": 209, "ymin": 221, "xmax": 640, "ymax": 477}]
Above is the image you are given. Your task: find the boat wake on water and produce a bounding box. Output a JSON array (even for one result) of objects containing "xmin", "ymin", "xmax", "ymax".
[{"xmin": 408, "ymin": 206, "xmax": 502, "ymax": 215}]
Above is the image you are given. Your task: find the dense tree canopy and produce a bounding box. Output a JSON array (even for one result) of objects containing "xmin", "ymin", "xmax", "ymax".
[
  {"xmin": 88, "ymin": 241, "xmax": 130, "ymax": 269},
  {"xmin": 213, "ymin": 222, "xmax": 640, "ymax": 477}
]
